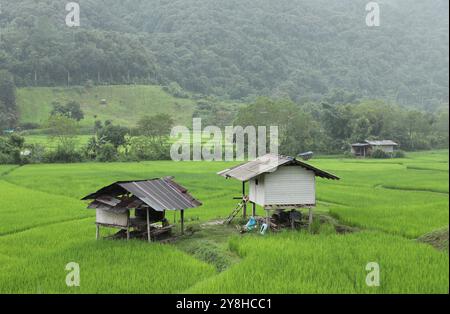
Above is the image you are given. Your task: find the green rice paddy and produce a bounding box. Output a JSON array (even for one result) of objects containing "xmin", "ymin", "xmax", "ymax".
[{"xmin": 0, "ymin": 150, "xmax": 448, "ymax": 293}]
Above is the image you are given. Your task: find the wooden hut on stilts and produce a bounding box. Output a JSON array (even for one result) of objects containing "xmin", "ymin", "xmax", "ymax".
[
  {"xmin": 217, "ymin": 154, "xmax": 339, "ymax": 231},
  {"xmin": 81, "ymin": 177, "xmax": 201, "ymax": 242}
]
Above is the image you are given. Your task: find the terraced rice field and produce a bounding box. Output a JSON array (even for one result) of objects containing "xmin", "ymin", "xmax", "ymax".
[{"xmin": 0, "ymin": 150, "xmax": 448, "ymax": 293}]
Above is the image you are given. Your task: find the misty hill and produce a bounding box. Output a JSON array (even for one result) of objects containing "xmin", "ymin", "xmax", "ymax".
[{"xmin": 0, "ymin": 0, "xmax": 448, "ymax": 108}]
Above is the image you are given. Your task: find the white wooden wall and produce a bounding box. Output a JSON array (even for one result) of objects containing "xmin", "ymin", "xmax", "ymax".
[
  {"xmin": 375, "ymin": 145, "xmax": 394, "ymax": 153},
  {"xmin": 96, "ymin": 209, "xmax": 129, "ymax": 227},
  {"xmin": 249, "ymin": 176, "xmax": 265, "ymax": 205},
  {"xmin": 249, "ymin": 166, "xmax": 316, "ymax": 207}
]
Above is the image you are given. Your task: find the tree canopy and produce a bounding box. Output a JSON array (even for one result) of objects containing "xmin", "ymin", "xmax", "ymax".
[
  {"xmin": 0, "ymin": 70, "xmax": 17, "ymax": 129},
  {"xmin": 0, "ymin": 0, "xmax": 448, "ymax": 108}
]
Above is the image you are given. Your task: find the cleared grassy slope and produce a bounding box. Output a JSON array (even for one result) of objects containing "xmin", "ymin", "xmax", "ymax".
[{"xmin": 17, "ymin": 85, "xmax": 197, "ymax": 127}]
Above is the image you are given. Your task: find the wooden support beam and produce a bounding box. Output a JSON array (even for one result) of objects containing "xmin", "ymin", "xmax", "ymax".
[
  {"xmin": 265, "ymin": 208, "xmax": 271, "ymax": 232},
  {"xmin": 126, "ymin": 218, "xmax": 130, "ymax": 241},
  {"xmin": 252, "ymin": 202, "xmax": 256, "ymax": 217},
  {"xmin": 180, "ymin": 209, "xmax": 185, "ymax": 235},
  {"xmin": 290, "ymin": 210, "xmax": 295, "ymax": 230},
  {"xmin": 308, "ymin": 207, "xmax": 313, "ymax": 232},
  {"xmin": 147, "ymin": 208, "xmax": 151, "ymax": 243},
  {"xmin": 242, "ymin": 181, "xmax": 247, "ymax": 219},
  {"xmin": 96, "ymin": 223, "xmax": 100, "ymax": 240}
]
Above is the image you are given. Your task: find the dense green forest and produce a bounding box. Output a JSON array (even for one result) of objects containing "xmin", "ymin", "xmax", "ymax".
[{"xmin": 0, "ymin": 0, "xmax": 448, "ymax": 108}]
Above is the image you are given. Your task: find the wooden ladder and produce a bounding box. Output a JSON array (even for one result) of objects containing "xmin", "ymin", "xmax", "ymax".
[{"xmin": 224, "ymin": 202, "xmax": 245, "ymax": 224}]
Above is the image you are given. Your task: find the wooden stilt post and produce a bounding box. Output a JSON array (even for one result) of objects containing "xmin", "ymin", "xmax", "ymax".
[
  {"xmin": 147, "ymin": 208, "xmax": 151, "ymax": 243},
  {"xmin": 180, "ymin": 209, "xmax": 185, "ymax": 235},
  {"xmin": 96, "ymin": 224, "xmax": 100, "ymax": 240},
  {"xmin": 126, "ymin": 215, "xmax": 130, "ymax": 241},
  {"xmin": 308, "ymin": 207, "xmax": 313, "ymax": 232},
  {"xmin": 290, "ymin": 210, "xmax": 295, "ymax": 230},
  {"xmin": 265, "ymin": 208, "xmax": 271, "ymax": 232},
  {"xmin": 242, "ymin": 181, "xmax": 247, "ymax": 219},
  {"xmin": 252, "ymin": 202, "xmax": 256, "ymax": 217}
]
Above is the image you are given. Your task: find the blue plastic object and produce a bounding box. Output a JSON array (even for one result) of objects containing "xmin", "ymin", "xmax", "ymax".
[{"xmin": 245, "ymin": 216, "xmax": 257, "ymax": 231}]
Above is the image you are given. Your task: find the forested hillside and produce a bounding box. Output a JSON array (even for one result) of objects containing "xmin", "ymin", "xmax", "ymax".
[{"xmin": 0, "ymin": 0, "xmax": 448, "ymax": 108}]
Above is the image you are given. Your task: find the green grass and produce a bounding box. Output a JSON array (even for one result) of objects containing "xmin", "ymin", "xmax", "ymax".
[
  {"xmin": 22, "ymin": 133, "xmax": 234, "ymax": 151},
  {"xmin": 188, "ymin": 231, "xmax": 448, "ymax": 294},
  {"xmin": 17, "ymin": 85, "xmax": 197, "ymax": 128},
  {"xmin": 0, "ymin": 150, "xmax": 448, "ymax": 293},
  {"xmin": 0, "ymin": 165, "xmax": 18, "ymax": 177},
  {"xmin": 23, "ymin": 135, "xmax": 92, "ymax": 150},
  {"xmin": 0, "ymin": 181, "xmax": 91, "ymax": 236},
  {"xmin": 0, "ymin": 219, "xmax": 216, "ymax": 293}
]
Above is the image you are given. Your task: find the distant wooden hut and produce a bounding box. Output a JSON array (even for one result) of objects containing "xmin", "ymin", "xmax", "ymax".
[
  {"xmin": 351, "ymin": 140, "xmax": 398, "ymax": 157},
  {"xmin": 82, "ymin": 177, "xmax": 201, "ymax": 242},
  {"xmin": 218, "ymin": 154, "xmax": 339, "ymax": 229}
]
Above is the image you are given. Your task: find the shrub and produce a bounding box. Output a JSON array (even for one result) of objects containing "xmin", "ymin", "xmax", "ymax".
[
  {"xmin": 8, "ymin": 133, "xmax": 25, "ymax": 148},
  {"xmin": 96, "ymin": 143, "xmax": 118, "ymax": 162},
  {"xmin": 163, "ymin": 82, "xmax": 189, "ymax": 98},
  {"xmin": 46, "ymin": 144, "xmax": 82, "ymax": 163},
  {"xmin": 343, "ymin": 151, "xmax": 354, "ymax": 158},
  {"xmin": 23, "ymin": 145, "xmax": 46, "ymax": 164},
  {"xmin": 19, "ymin": 122, "xmax": 41, "ymax": 130},
  {"xmin": 0, "ymin": 152, "xmax": 13, "ymax": 164},
  {"xmin": 98, "ymin": 124, "xmax": 129, "ymax": 148},
  {"xmin": 371, "ymin": 149, "xmax": 389, "ymax": 159},
  {"xmin": 0, "ymin": 134, "xmax": 24, "ymax": 164},
  {"xmin": 129, "ymin": 136, "xmax": 171, "ymax": 161}
]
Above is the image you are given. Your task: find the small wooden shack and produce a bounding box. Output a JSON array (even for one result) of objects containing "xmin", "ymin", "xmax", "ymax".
[
  {"xmin": 82, "ymin": 177, "xmax": 201, "ymax": 242},
  {"xmin": 218, "ymin": 154, "xmax": 339, "ymax": 229},
  {"xmin": 351, "ymin": 140, "xmax": 398, "ymax": 157}
]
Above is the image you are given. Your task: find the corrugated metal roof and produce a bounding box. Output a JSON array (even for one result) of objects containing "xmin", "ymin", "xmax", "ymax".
[
  {"xmin": 365, "ymin": 140, "xmax": 398, "ymax": 146},
  {"xmin": 82, "ymin": 177, "xmax": 201, "ymax": 211},
  {"xmin": 218, "ymin": 154, "xmax": 339, "ymax": 181},
  {"xmin": 351, "ymin": 143, "xmax": 370, "ymax": 147}
]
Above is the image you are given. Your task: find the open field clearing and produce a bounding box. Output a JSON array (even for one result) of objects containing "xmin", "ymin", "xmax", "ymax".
[
  {"xmin": 16, "ymin": 85, "xmax": 241, "ymax": 131},
  {"xmin": 0, "ymin": 150, "xmax": 448, "ymax": 293},
  {"xmin": 23, "ymin": 135, "xmax": 92, "ymax": 150},
  {"xmin": 17, "ymin": 85, "xmax": 197, "ymax": 127},
  {"xmin": 22, "ymin": 134, "xmax": 237, "ymax": 152}
]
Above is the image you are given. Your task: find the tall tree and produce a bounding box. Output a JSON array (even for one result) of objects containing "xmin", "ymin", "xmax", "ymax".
[{"xmin": 0, "ymin": 70, "xmax": 17, "ymax": 129}]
